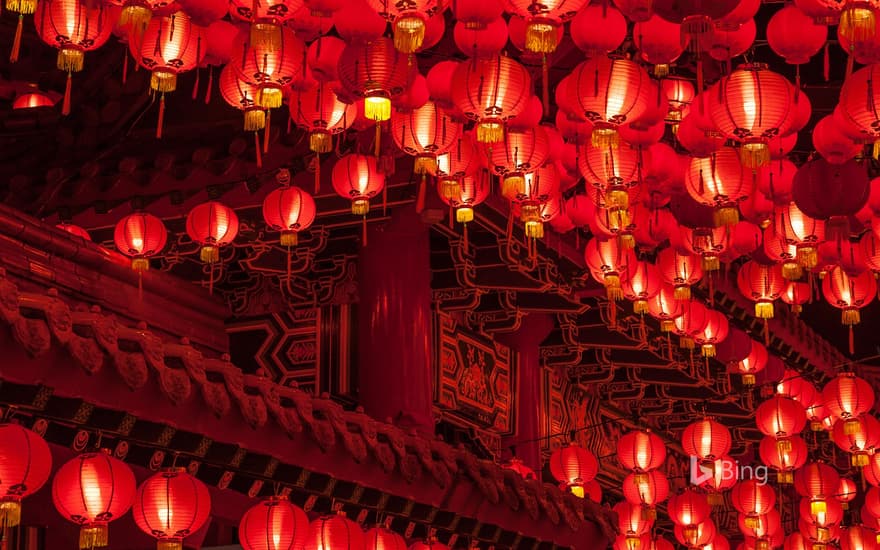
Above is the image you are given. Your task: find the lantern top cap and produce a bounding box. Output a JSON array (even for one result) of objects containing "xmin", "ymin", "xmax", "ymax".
[
  {"xmin": 736, "ymin": 62, "xmax": 770, "ymax": 72},
  {"xmin": 161, "ymin": 466, "xmax": 187, "ymax": 476}
]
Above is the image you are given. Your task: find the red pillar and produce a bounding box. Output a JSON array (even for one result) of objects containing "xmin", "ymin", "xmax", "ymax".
[
  {"xmin": 497, "ymin": 313, "xmax": 554, "ymax": 475},
  {"xmin": 357, "ymin": 208, "xmax": 434, "ymax": 435}
]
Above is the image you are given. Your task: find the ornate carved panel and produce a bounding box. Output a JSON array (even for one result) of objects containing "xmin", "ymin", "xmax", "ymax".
[
  {"xmin": 540, "ymin": 369, "xmax": 605, "ymax": 460},
  {"xmin": 433, "ymin": 312, "xmax": 516, "ymax": 446}
]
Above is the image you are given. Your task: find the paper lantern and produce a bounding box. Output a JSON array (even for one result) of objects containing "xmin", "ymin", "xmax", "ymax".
[
  {"xmin": 288, "ymin": 83, "xmax": 350, "ymax": 155},
  {"xmin": 677, "ymin": 225, "xmax": 729, "ymax": 271},
  {"xmin": 332, "ymin": 0, "xmax": 386, "ymax": 43},
  {"xmin": 240, "ymin": 496, "xmax": 309, "ymax": 550},
  {"xmin": 489, "ymin": 126, "xmax": 550, "ymax": 198},
  {"xmin": 736, "ymin": 260, "xmax": 786, "ymax": 319},
  {"xmin": 114, "ymin": 212, "xmax": 168, "ymax": 272},
  {"xmin": 262, "ymin": 185, "xmax": 316, "ymax": 246},
  {"xmin": 133, "ymin": 468, "xmax": 211, "ymax": 550},
  {"xmin": 364, "ymin": 526, "xmax": 406, "ymax": 550},
  {"xmin": 549, "ymin": 443, "xmax": 598, "ymax": 498},
  {"xmin": 681, "ymin": 418, "xmax": 731, "ymax": 461},
  {"xmin": 331, "ymin": 154, "xmax": 385, "ymax": 217},
  {"xmin": 504, "ymin": 0, "xmax": 588, "ymax": 54},
  {"xmin": 734, "ymin": 339, "xmax": 768, "ymax": 386},
  {"xmin": 756, "ymin": 395, "xmax": 807, "ymax": 445},
  {"xmin": 52, "ymin": 452, "xmax": 136, "ymax": 549},
  {"xmin": 391, "ymin": 100, "xmax": 462, "ymax": 176},
  {"xmin": 623, "ymin": 470, "xmax": 669, "ymax": 513},
  {"xmin": 228, "ymin": 0, "xmax": 301, "ymax": 53},
  {"xmin": 633, "ymin": 16, "xmax": 685, "ymax": 76},
  {"xmin": 839, "ymin": 525, "xmax": 879, "ymax": 550},
  {"xmin": 777, "ymin": 369, "xmax": 819, "ymax": 405},
  {"xmin": 702, "ymin": 19, "xmax": 757, "ymax": 62},
  {"xmin": 450, "ymin": 55, "xmax": 531, "ymax": 143},
  {"xmin": 336, "ymin": 37, "xmax": 408, "ymax": 123},
  {"xmin": 657, "ymin": 247, "xmax": 703, "ymax": 300},
  {"xmin": 773, "ymin": 202, "xmax": 825, "ymax": 269},
  {"xmin": 616, "ymin": 430, "xmax": 666, "ymax": 472},
  {"xmin": 838, "ymin": 64, "xmax": 880, "ymax": 141},
  {"xmin": 833, "ymin": 413, "xmax": 880, "ymax": 467},
  {"xmin": 823, "ymin": 372, "xmax": 875, "ymax": 432},
  {"xmin": 452, "ymin": 0, "xmax": 503, "ymax": 29},
  {"xmin": 694, "ymin": 309, "xmax": 728, "ymax": 357},
  {"xmin": 646, "ymin": 285, "xmax": 686, "ymax": 331},
  {"xmin": 822, "ymin": 267, "xmax": 876, "ymax": 351},
  {"xmin": 767, "ymin": 5, "xmax": 828, "ymax": 64},
  {"xmin": 731, "ymin": 480, "xmax": 776, "ymax": 527},
  {"xmin": 13, "ymin": 91, "xmax": 55, "ymax": 109},
  {"xmin": 439, "ymin": 173, "xmax": 490, "ymax": 224},
  {"xmin": 231, "ymin": 25, "xmax": 303, "ymax": 110},
  {"xmin": 570, "ymin": 5, "xmax": 627, "ymax": 55},
  {"xmin": 794, "ymin": 461, "xmax": 840, "ymax": 517},
  {"xmin": 584, "ymin": 236, "xmax": 637, "ymax": 300},
  {"xmin": 365, "ymin": 0, "xmax": 445, "ymax": 53},
  {"xmin": 578, "ymin": 142, "xmax": 643, "ymax": 221},
  {"xmin": 0, "ymin": 424, "xmax": 51, "ymax": 528},
  {"xmin": 759, "ymin": 434, "xmax": 807, "ymax": 483},
  {"xmin": 685, "ymin": 147, "xmax": 751, "ymax": 226},
  {"xmin": 614, "ymin": 501, "xmax": 653, "ymax": 547},
  {"xmin": 186, "ymin": 201, "xmax": 239, "ymax": 263},
  {"xmin": 219, "ymin": 64, "xmax": 266, "ymax": 133},
  {"xmin": 668, "ymin": 490, "xmax": 710, "ymax": 533},
  {"xmin": 621, "ymin": 261, "xmax": 662, "ymax": 314},
  {"xmin": 306, "ymin": 513, "xmax": 365, "ymax": 550},
  {"xmin": 57, "ymin": 223, "xmax": 91, "ymax": 240}
]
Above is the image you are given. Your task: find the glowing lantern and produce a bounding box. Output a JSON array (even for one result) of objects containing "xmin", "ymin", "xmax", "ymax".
[
  {"xmin": 731, "ymin": 479, "xmax": 777, "ymax": 525},
  {"xmin": 133, "ymin": 468, "xmax": 211, "ymax": 550},
  {"xmin": 52, "ymin": 452, "xmax": 136, "ymax": 549},
  {"xmin": 570, "ymin": 5, "xmax": 627, "ymax": 55},
  {"xmin": 332, "ymin": 0, "xmax": 386, "ymax": 43},
  {"xmin": 623, "ymin": 470, "xmax": 669, "ymax": 513},
  {"xmin": 331, "ymin": 154, "xmax": 385, "ymax": 217},
  {"xmin": 219, "ymin": 65, "xmax": 266, "ymax": 136},
  {"xmin": 568, "ymin": 56, "xmax": 651, "ymax": 147},
  {"xmin": 647, "ymin": 285, "xmax": 686, "ymax": 332},
  {"xmin": 838, "ymin": 64, "xmax": 880, "ymax": 142},
  {"xmin": 364, "ymin": 526, "xmax": 405, "ymax": 550},
  {"xmin": 584, "ymin": 236, "xmax": 637, "ymax": 300},
  {"xmin": 794, "ymin": 461, "xmax": 840, "ymax": 517},
  {"xmin": 185, "ymin": 201, "xmax": 239, "ymax": 263},
  {"xmin": 833, "ymin": 414, "xmax": 880, "ymax": 467},
  {"xmin": 578, "ymin": 141, "xmax": 643, "ymax": 218},
  {"xmin": 685, "ymin": 147, "xmax": 750, "ymax": 226},
  {"xmin": 773, "ymin": 202, "xmax": 825, "ymax": 269},
  {"xmin": 755, "ymin": 395, "xmax": 807, "ymax": 451},
  {"xmin": 13, "ymin": 92, "xmax": 54, "ymax": 109},
  {"xmin": 777, "ymin": 369, "xmax": 819, "ymax": 405},
  {"xmin": 438, "ymin": 173, "xmax": 490, "ymax": 224},
  {"xmin": 681, "ymin": 418, "xmax": 731, "ymax": 461},
  {"xmin": 408, "ymin": 539, "xmax": 449, "ymax": 550},
  {"xmin": 452, "ymin": 1, "xmax": 503, "ymax": 29},
  {"xmin": 0, "ymin": 424, "xmax": 51, "ymax": 528},
  {"xmin": 824, "ymin": 373, "xmax": 874, "ymax": 432},
  {"xmin": 759, "ymin": 434, "xmax": 807, "ymax": 484},
  {"xmin": 239, "ymin": 496, "xmax": 309, "ymax": 550},
  {"xmin": 697, "ymin": 455, "xmax": 737, "ymax": 503},
  {"xmin": 113, "ymin": 212, "xmax": 168, "ymax": 273},
  {"xmin": 657, "ymin": 248, "xmax": 703, "ymax": 300},
  {"xmin": 366, "ymin": 0, "xmax": 445, "ymax": 53},
  {"xmin": 621, "ymin": 261, "xmax": 662, "ymax": 314},
  {"xmin": 337, "ymin": 38, "xmax": 407, "ymax": 123},
  {"xmin": 502, "ymin": 458, "xmax": 536, "ymax": 480},
  {"xmin": 839, "ymin": 525, "xmax": 879, "ymax": 550},
  {"xmin": 781, "ymin": 281, "xmax": 810, "ymax": 315},
  {"xmin": 228, "ymin": 0, "xmax": 301, "ymax": 53},
  {"xmin": 822, "ymin": 267, "xmax": 876, "ymax": 349},
  {"xmin": 289, "ymin": 82, "xmax": 350, "ymax": 154},
  {"xmin": 57, "ymin": 223, "xmax": 90, "ymax": 240},
  {"xmin": 262, "ymin": 185, "xmax": 316, "ymax": 247},
  {"xmin": 633, "ymin": 16, "xmax": 685, "ymax": 77},
  {"xmin": 694, "ymin": 309, "xmax": 728, "ymax": 357},
  {"xmin": 231, "ymin": 25, "xmax": 303, "ymax": 110},
  {"xmin": 392, "ymin": 100, "xmax": 461, "ymax": 177},
  {"xmin": 451, "ymin": 55, "xmax": 531, "ymax": 143},
  {"xmin": 674, "ymin": 520, "xmax": 716, "ymax": 548},
  {"xmin": 617, "ymin": 430, "xmax": 666, "ymax": 473},
  {"xmin": 737, "ymin": 260, "xmax": 786, "ymax": 319},
  {"xmin": 668, "ymin": 490, "xmax": 710, "ymax": 539},
  {"xmin": 504, "ymin": 0, "xmax": 588, "ymax": 54},
  {"xmin": 614, "ymin": 501, "xmax": 653, "ymax": 549},
  {"xmin": 35, "ymin": 0, "xmax": 113, "ymax": 116},
  {"xmin": 678, "ymin": 226, "xmax": 729, "ymax": 271},
  {"xmin": 549, "ymin": 443, "xmax": 598, "ymax": 498},
  {"xmin": 768, "ymin": 7, "xmax": 826, "ymax": 64},
  {"xmin": 306, "ymin": 512, "xmax": 365, "ymax": 550},
  {"xmin": 490, "ymin": 126, "xmax": 551, "ymax": 199},
  {"xmin": 734, "ymin": 339, "xmax": 768, "ymax": 386}
]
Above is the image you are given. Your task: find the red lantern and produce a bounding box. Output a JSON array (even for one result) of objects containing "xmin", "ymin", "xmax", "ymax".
[
  {"xmin": 702, "ymin": 19, "xmax": 757, "ymax": 62},
  {"xmin": 681, "ymin": 418, "xmax": 731, "ymax": 461},
  {"xmin": 578, "ymin": 141, "xmax": 643, "ymax": 218},
  {"xmin": 408, "ymin": 540, "xmax": 449, "ymax": 550},
  {"xmin": 262, "ymin": 185, "xmax": 316, "ymax": 246},
  {"xmin": 676, "ymin": 113, "xmax": 726, "ymax": 158},
  {"xmin": 219, "ymin": 64, "xmax": 267, "ymax": 133},
  {"xmin": 304, "ymin": 0, "xmax": 343, "ymax": 17},
  {"xmin": 685, "ymin": 147, "xmax": 751, "ymax": 226},
  {"xmin": 289, "ymin": 82, "xmax": 351, "ymax": 153},
  {"xmin": 306, "ymin": 513, "xmax": 365, "ymax": 550},
  {"xmin": 737, "ymin": 260, "xmax": 786, "ymax": 319},
  {"xmin": 0, "ymin": 424, "xmax": 51, "ymax": 528},
  {"xmin": 114, "ymin": 212, "xmax": 168, "ymax": 272},
  {"xmin": 731, "ymin": 478, "xmax": 777, "ymax": 520},
  {"xmin": 677, "ymin": 226, "xmax": 730, "ymax": 271},
  {"xmin": 777, "ymin": 369, "xmax": 819, "ymax": 405},
  {"xmin": 773, "ymin": 202, "xmax": 825, "ymax": 269},
  {"xmin": 365, "ymin": 0, "xmax": 445, "ymax": 53},
  {"xmin": 502, "ymin": 458, "xmax": 536, "ymax": 480},
  {"xmin": 759, "ymin": 159, "xmax": 797, "ymax": 206},
  {"xmin": 504, "ymin": 0, "xmax": 588, "ymax": 54},
  {"xmin": 657, "ymin": 248, "xmax": 703, "ymax": 300},
  {"xmin": 332, "ymin": 0, "xmax": 386, "ymax": 43},
  {"xmin": 804, "ymin": 395, "xmax": 828, "ymax": 432},
  {"xmin": 824, "ymin": 372, "xmax": 876, "ymax": 431},
  {"xmin": 452, "ymin": 17, "xmax": 509, "ymax": 58},
  {"xmin": 584, "ymin": 236, "xmax": 637, "ymax": 300},
  {"xmin": 52, "ymin": 452, "xmax": 136, "ymax": 549},
  {"xmin": 364, "ymin": 526, "xmax": 405, "ymax": 550},
  {"xmin": 35, "ymin": 0, "xmax": 113, "ymax": 115},
  {"xmin": 839, "ymin": 526, "xmax": 878, "ymax": 550},
  {"xmin": 668, "ymin": 490, "xmax": 710, "ymax": 535},
  {"xmin": 549, "ymin": 443, "xmax": 598, "ymax": 498},
  {"xmin": 663, "ymin": 78, "xmax": 695, "ymax": 116},
  {"xmin": 633, "ymin": 16, "xmax": 685, "ymax": 77},
  {"xmin": 614, "ymin": 501, "xmax": 653, "ymax": 548},
  {"xmin": 392, "ymin": 100, "xmax": 462, "ymax": 176},
  {"xmin": 331, "ymin": 154, "xmax": 385, "ymax": 216},
  {"xmin": 133, "ymin": 468, "xmax": 211, "ymax": 550},
  {"xmin": 822, "ymin": 267, "xmax": 876, "ymax": 351},
  {"xmin": 647, "ymin": 285, "xmax": 686, "ymax": 332},
  {"xmin": 336, "ymin": 37, "xmax": 407, "ymax": 122},
  {"xmin": 228, "ymin": 0, "xmax": 301, "ymax": 53},
  {"xmin": 490, "ymin": 126, "xmax": 551, "ymax": 199},
  {"xmin": 617, "ymin": 430, "xmax": 666, "ymax": 472},
  {"xmin": 451, "ymin": 55, "xmax": 531, "ymax": 143},
  {"xmin": 694, "ymin": 309, "xmax": 729, "ymax": 357},
  {"xmin": 186, "ymin": 201, "xmax": 239, "ymax": 263},
  {"xmin": 570, "ymin": 5, "xmax": 627, "ymax": 56},
  {"xmin": 239, "ymin": 496, "xmax": 309, "ymax": 550},
  {"xmin": 833, "ymin": 413, "xmax": 880, "ymax": 467},
  {"xmin": 759, "ymin": 434, "xmax": 807, "ymax": 484},
  {"xmin": 231, "ymin": 25, "xmax": 303, "ymax": 110},
  {"xmin": 838, "ymin": 64, "xmax": 880, "ymax": 142},
  {"xmin": 812, "ymin": 115, "xmax": 863, "ymax": 165},
  {"xmin": 756, "ymin": 395, "xmax": 807, "ymax": 449},
  {"xmin": 674, "ymin": 520, "xmax": 716, "ymax": 549},
  {"xmin": 622, "ymin": 261, "xmax": 662, "ymax": 314},
  {"xmin": 734, "ymin": 339, "xmax": 768, "ymax": 386},
  {"xmin": 452, "ymin": 0, "xmax": 503, "ymax": 29},
  {"xmin": 438, "ymin": 173, "xmax": 490, "ymax": 225},
  {"xmin": 13, "ymin": 92, "xmax": 55, "ymax": 109},
  {"xmin": 568, "ymin": 57, "xmax": 651, "ymax": 147},
  {"xmin": 794, "ymin": 461, "xmax": 840, "ymax": 517},
  {"xmin": 794, "ymin": 0, "xmax": 841, "ymax": 24},
  {"xmin": 697, "ymin": 455, "xmax": 737, "ymax": 500},
  {"xmin": 623, "ymin": 470, "xmax": 669, "ymax": 510}
]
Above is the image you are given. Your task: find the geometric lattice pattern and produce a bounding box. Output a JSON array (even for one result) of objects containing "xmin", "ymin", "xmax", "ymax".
[{"xmin": 540, "ymin": 369, "xmax": 605, "ymax": 460}]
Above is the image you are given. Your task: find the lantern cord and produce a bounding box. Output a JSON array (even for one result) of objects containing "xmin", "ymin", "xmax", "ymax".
[
  {"xmin": 763, "ymin": 318, "xmax": 769, "ymax": 346},
  {"xmin": 362, "ymin": 215, "xmax": 367, "ymax": 245},
  {"xmin": 254, "ymin": 132, "xmax": 262, "ymax": 168},
  {"xmin": 122, "ymin": 50, "xmax": 129, "ymax": 85},
  {"xmin": 374, "ymin": 121, "xmax": 381, "ymax": 158},
  {"xmin": 448, "ymin": 205, "xmax": 453, "ymax": 230},
  {"xmin": 204, "ymin": 65, "xmax": 213, "ymax": 104},
  {"xmin": 9, "ymin": 15, "xmax": 22, "ymax": 63},
  {"xmin": 416, "ymin": 173, "xmax": 426, "ymax": 213},
  {"xmin": 192, "ymin": 66, "xmax": 200, "ymax": 100},
  {"xmin": 542, "ymin": 55, "xmax": 550, "ymax": 118},
  {"xmin": 286, "ymin": 246, "xmax": 291, "ymax": 282},
  {"xmin": 846, "ymin": 55, "xmax": 854, "ymax": 79},
  {"xmin": 62, "ymin": 72, "xmax": 73, "ymax": 117},
  {"xmin": 156, "ymin": 93, "xmax": 165, "ymax": 139},
  {"xmin": 263, "ymin": 110, "xmax": 271, "ymax": 153},
  {"xmin": 314, "ymin": 153, "xmax": 320, "ymax": 195},
  {"xmin": 463, "ymin": 222, "xmax": 468, "ymax": 249}
]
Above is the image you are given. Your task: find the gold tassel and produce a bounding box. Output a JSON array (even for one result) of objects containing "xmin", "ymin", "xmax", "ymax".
[
  {"xmin": 9, "ymin": 15, "xmax": 22, "ymax": 63},
  {"xmin": 62, "ymin": 72, "xmax": 72, "ymax": 116},
  {"xmin": 263, "ymin": 109, "xmax": 270, "ymax": 153},
  {"xmin": 156, "ymin": 93, "xmax": 165, "ymax": 138},
  {"xmin": 122, "ymin": 50, "xmax": 128, "ymax": 85},
  {"xmin": 254, "ymin": 132, "xmax": 262, "ymax": 168},
  {"xmin": 824, "ymin": 42, "xmax": 830, "ymax": 82}
]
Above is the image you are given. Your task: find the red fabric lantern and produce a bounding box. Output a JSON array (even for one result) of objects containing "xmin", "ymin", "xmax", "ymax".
[
  {"xmin": 767, "ymin": 5, "xmax": 827, "ymax": 64},
  {"xmin": 549, "ymin": 443, "xmax": 598, "ymax": 498},
  {"xmin": 231, "ymin": 25, "xmax": 303, "ymax": 110},
  {"xmin": 685, "ymin": 147, "xmax": 751, "ymax": 226},
  {"xmin": 303, "ymin": 0, "xmax": 343, "ymax": 17},
  {"xmin": 186, "ymin": 201, "xmax": 239, "ymax": 263},
  {"xmin": 612, "ymin": 0, "xmax": 653, "ymax": 21},
  {"xmin": 756, "ymin": 395, "xmax": 807, "ymax": 443},
  {"xmin": 436, "ymin": 133, "xmax": 480, "ymax": 198},
  {"xmin": 133, "ymin": 468, "xmax": 211, "ymax": 550},
  {"xmin": 824, "ymin": 372, "xmax": 875, "ymax": 431},
  {"xmin": 822, "ymin": 267, "xmax": 876, "ymax": 350},
  {"xmin": 795, "ymin": 0, "xmax": 841, "ymax": 24},
  {"xmin": 567, "ymin": 57, "xmax": 651, "ymax": 147},
  {"xmin": 451, "ymin": 55, "xmax": 531, "ymax": 143},
  {"xmin": 332, "ymin": 0, "xmax": 386, "ymax": 43},
  {"xmin": 794, "ymin": 461, "xmax": 840, "ymax": 517},
  {"xmin": 676, "ymin": 113, "xmax": 726, "ymax": 158},
  {"xmin": 838, "ymin": 64, "xmax": 880, "ymax": 141},
  {"xmin": 777, "ymin": 369, "xmax": 819, "ymax": 405},
  {"xmin": 438, "ymin": 173, "xmax": 490, "ymax": 225},
  {"xmin": 228, "ymin": 0, "xmax": 301, "ymax": 53},
  {"xmin": 759, "ymin": 434, "xmax": 807, "ymax": 484},
  {"xmin": 392, "ymin": 99, "xmax": 462, "ymax": 177},
  {"xmin": 840, "ymin": 526, "xmax": 878, "ymax": 550},
  {"xmin": 337, "ymin": 38, "xmax": 407, "ymax": 122},
  {"xmin": 570, "ymin": 5, "xmax": 627, "ymax": 56},
  {"xmin": 262, "ymin": 185, "xmax": 316, "ymax": 246},
  {"xmin": 114, "ymin": 212, "xmax": 168, "ymax": 272},
  {"xmin": 702, "ymin": 19, "xmax": 757, "ymax": 62},
  {"xmin": 792, "ymin": 159, "xmax": 871, "ymax": 225},
  {"xmin": 633, "ymin": 16, "xmax": 685, "ymax": 77},
  {"xmin": 12, "ymin": 92, "xmax": 55, "ymax": 109},
  {"xmin": 331, "ymin": 154, "xmax": 385, "ymax": 216},
  {"xmin": 504, "ymin": 0, "xmax": 588, "ymax": 54},
  {"xmin": 866, "ymin": 454, "xmax": 880, "ymax": 487},
  {"xmin": 453, "ymin": 18, "xmax": 509, "ymax": 58},
  {"xmin": 773, "ymin": 202, "xmax": 825, "ymax": 269},
  {"xmin": 452, "ymin": 0, "xmax": 503, "ymax": 29},
  {"xmin": 219, "ymin": 64, "xmax": 266, "ymax": 133},
  {"xmin": 306, "ymin": 513, "xmax": 365, "ymax": 550},
  {"xmin": 289, "ymin": 82, "xmax": 350, "ymax": 155},
  {"xmin": 674, "ymin": 520, "xmax": 716, "ymax": 548},
  {"xmin": 622, "ymin": 470, "xmax": 669, "ymax": 511},
  {"xmin": 365, "ymin": 0, "xmax": 445, "ymax": 54},
  {"xmin": 681, "ymin": 418, "xmax": 731, "ymax": 461},
  {"xmin": 833, "ymin": 413, "xmax": 880, "ymax": 467},
  {"xmin": 364, "ymin": 526, "xmax": 406, "ymax": 550},
  {"xmin": 657, "ymin": 247, "xmax": 703, "ymax": 300},
  {"xmin": 0, "ymin": 424, "xmax": 51, "ymax": 528},
  {"xmin": 677, "ymin": 225, "xmax": 729, "ymax": 271},
  {"xmin": 490, "ymin": 127, "xmax": 551, "ymax": 199},
  {"xmin": 646, "ymin": 285, "xmax": 686, "ymax": 332},
  {"xmin": 621, "ymin": 261, "xmax": 662, "ymax": 314},
  {"xmin": 584, "ymin": 236, "xmax": 637, "ymax": 300},
  {"xmin": 736, "ymin": 260, "xmax": 786, "ymax": 319},
  {"xmin": 816, "ymin": 115, "xmax": 863, "ymax": 165},
  {"xmin": 578, "ymin": 141, "xmax": 643, "ymax": 219},
  {"xmin": 731, "ymin": 479, "xmax": 777, "ymax": 522},
  {"xmin": 668, "ymin": 490, "xmax": 710, "ymax": 529},
  {"xmin": 617, "ymin": 430, "xmax": 666, "ymax": 472},
  {"xmin": 239, "ymin": 496, "xmax": 309, "ymax": 550},
  {"xmin": 758, "ymin": 158, "xmax": 797, "ymax": 205},
  {"xmin": 52, "ymin": 452, "xmax": 136, "ymax": 549},
  {"xmin": 614, "ymin": 501, "xmax": 653, "ymax": 542},
  {"xmin": 696, "ymin": 455, "xmax": 737, "ymax": 498},
  {"xmin": 694, "ymin": 309, "xmax": 729, "ymax": 357},
  {"xmin": 35, "ymin": 0, "xmax": 112, "ymax": 115},
  {"xmin": 734, "ymin": 339, "xmax": 768, "ymax": 386},
  {"xmin": 306, "ymin": 36, "xmax": 345, "ymax": 82}
]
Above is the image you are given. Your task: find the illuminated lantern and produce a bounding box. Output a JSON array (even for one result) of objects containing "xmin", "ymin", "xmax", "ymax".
[
  {"xmin": 833, "ymin": 414, "xmax": 880, "ymax": 467},
  {"xmin": 694, "ymin": 309, "xmax": 728, "ymax": 357},
  {"xmin": 813, "ymin": 115, "xmax": 862, "ymax": 165},
  {"xmin": 52, "ymin": 452, "xmax": 136, "ymax": 549},
  {"xmin": 737, "ymin": 504, "xmax": 781, "ymax": 538},
  {"xmin": 656, "ymin": 248, "xmax": 703, "ymax": 300},
  {"xmin": 436, "ymin": 133, "xmax": 480, "ymax": 200},
  {"xmin": 681, "ymin": 418, "xmax": 731, "ymax": 461},
  {"xmin": 633, "ymin": 16, "xmax": 685, "ymax": 77},
  {"xmin": 838, "ymin": 64, "xmax": 880, "ymax": 142},
  {"xmin": 617, "ymin": 430, "xmax": 666, "ymax": 473},
  {"xmin": 451, "ymin": 55, "xmax": 531, "ymax": 143},
  {"xmin": 570, "ymin": 5, "xmax": 627, "ymax": 55},
  {"xmin": 366, "ymin": 0, "xmax": 445, "ymax": 53},
  {"xmin": 795, "ymin": 0, "xmax": 842, "ymax": 24},
  {"xmin": 408, "ymin": 539, "xmax": 449, "ymax": 550},
  {"xmin": 364, "ymin": 526, "xmax": 405, "ymax": 550},
  {"xmin": 824, "ymin": 372, "xmax": 873, "ymax": 425},
  {"xmin": 289, "ymin": 82, "xmax": 350, "ymax": 154},
  {"xmin": 675, "ymin": 520, "xmax": 715, "ymax": 549},
  {"xmin": 764, "ymin": 229, "xmax": 804, "ymax": 280},
  {"xmin": 805, "ymin": 396, "xmax": 828, "ymax": 432},
  {"xmin": 623, "ymin": 470, "xmax": 669, "ymax": 514},
  {"xmin": 306, "ymin": 513, "xmax": 365, "ymax": 550},
  {"xmin": 132, "ymin": 12, "xmax": 207, "ymax": 137},
  {"xmin": 332, "ymin": 0, "xmax": 386, "ymax": 43},
  {"xmin": 621, "ymin": 261, "xmax": 662, "ymax": 314},
  {"xmin": 614, "ymin": 501, "xmax": 653, "ymax": 549},
  {"xmin": 453, "ymin": 17, "xmax": 509, "ymax": 58},
  {"xmin": 304, "ymin": 0, "xmax": 343, "ymax": 17},
  {"xmin": 228, "ymin": 0, "xmax": 301, "ymax": 53},
  {"xmin": 676, "ymin": 113, "xmax": 726, "ymax": 157},
  {"xmin": 439, "ymin": 174, "xmax": 490, "ymax": 225},
  {"xmin": 798, "ymin": 519, "xmax": 840, "ymax": 547},
  {"xmin": 702, "ymin": 19, "xmax": 757, "ymax": 62},
  {"xmin": 239, "ymin": 496, "xmax": 309, "ymax": 550},
  {"xmin": 331, "ymin": 154, "xmax": 385, "ymax": 217},
  {"xmin": 186, "ymin": 201, "xmax": 239, "ymax": 263},
  {"xmin": 734, "ymin": 339, "xmax": 768, "ymax": 386},
  {"xmin": 777, "ymin": 369, "xmax": 819, "ymax": 405},
  {"xmin": 392, "ymin": 99, "xmax": 462, "ymax": 177},
  {"xmin": 773, "ymin": 202, "xmax": 825, "ymax": 269},
  {"xmin": 502, "ymin": 458, "xmax": 536, "ymax": 480},
  {"xmin": 794, "ymin": 461, "xmax": 840, "ymax": 517},
  {"xmin": 697, "ymin": 455, "xmax": 736, "ymax": 503},
  {"xmin": 584, "ymin": 236, "xmax": 637, "ymax": 300},
  {"xmin": 57, "ymin": 223, "xmax": 91, "ymax": 240},
  {"xmin": 663, "ymin": 78, "xmax": 695, "ymax": 118},
  {"xmin": 759, "ymin": 434, "xmax": 807, "ymax": 484},
  {"xmin": 337, "ymin": 38, "xmax": 407, "ymax": 123},
  {"xmin": 685, "ymin": 147, "xmax": 750, "ymax": 226},
  {"xmin": 647, "ymin": 285, "xmax": 686, "ymax": 332},
  {"xmin": 839, "ymin": 526, "xmax": 878, "ymax": 550},
  {"xmin": 578, "ymin": 141, "xmax": 643, "ymax": 219},
  {"xmin": 262, "ymin": 185, "xmax": 316, "ymax": 247},
  {"xmin": 504, "ymin": 0, "xmax": 588, "ymax": 54},
  {"xmin": 549, "ymin": 443, "xmax": 598, "ymax": 498},
  {"xmin": 737, "ymin": 260, "xmax": 786, "ymax": 319},
  {"xmin": 35, "ymin": 0, "xmax": 113, "ymax": 116},
  {"xmin": 452, "ymin": 1, "xmax": 503, "ymax": 29},
  {"xmin": 755, "ymin": 396, "xmax": 807, "ymax": 451},
  {"xmin": 133, "ymin": 469, "xmax": 211, "ymax": 550},
  {"xmin": 780, "ymin": 281, "xmax": 809, "ymax": 316},
  {"xmin": 232, "ymin": 25, "xmax": 303, "ymax": 111},
  {"xmin": 708, "ymin": 64, "xmax": 795, "ymax": 168},
  {"xmin": 822, "ymin": 267, "xmax": 876, "ymax": 353},
  {"xmin": 113, "ymin": 212, "xmax": 168, "ymax": 273},
  {"xmin": 490, "ymin": 126, "xmax": 551, "ymax": 199},
  {"xmin": 13, "ymin": 91, "xmax": 55, "ymax": 109},
  {"xmin": 0, "ymin": 424, "xmax": 51, "ymax": 528},
  {"xmin": 568, "ymin": 56, "xmax": 651, "ymax": 146},
  {"xmin": 219, "ymin": 65, "xmax": 266, "ymax": 136},
  {"xmin": 668, "ymin": 490, "xmax": 710, "ymax": 539},
  {"xmin": 677, "ymin": 226, "xmax": 729, "ymax": 271}
]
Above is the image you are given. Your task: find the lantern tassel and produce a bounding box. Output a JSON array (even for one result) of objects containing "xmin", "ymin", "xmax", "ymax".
[
  {"xmin": 204, "ymin": 65, "xmax": 213, "ymax": 104},
  {"xmin": 122, "ymin": 50, "xmax": 128, "ymax": 85},
  {"xmin": 416, "ymin": 173, "xmax": 426, "ymax": 213},
  {"xmin": 463, "ymin": 222, "xmax": 468, "ymax": 249},
  {"xmin": 192, "ymin": 66, "xmax": 200, "ymax": 100},
  {"xmin": 542, "ymin": 55, "xmax": 550, "ymax": 118},
  {"xmin": 209, "ymin": 261, "xmax": 214, "ymax": 295},
  {"xmin": 9, "ymin": 15, "xmax": 23, "ymax": 63},
  {"xmin": 315, "ymin": 153, "xmax": 320, "ymax": 194},
  {"xmin": 263, "ymin": 110, "xmax": 270, "ymax": 153},
  {"xmin": 156, "ymin": 93, "xmax": 165, "ymax": 139},
  {"xmin": 824, "ymin": 42, "xmax": 830, "ymax": 82},
  {"xmin": 62, "ymin": 72, "xmax": 73, "ymax": 116},
  {"xmin": 254, "ymin": 132, "xmax": 262, "ymax": 168}
]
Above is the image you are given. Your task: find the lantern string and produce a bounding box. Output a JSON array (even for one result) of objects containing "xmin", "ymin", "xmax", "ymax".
[
  {"xmin": 122, "ymin": 49, "xmax": 129, "ymax": 85},
  {"xmin": 263, "ymin": 110, "xmax": 271, "ymax": 153},
  {"xmin": 156, "ymin": 93, "xmax": 165, "ymax": 139},
  {"xmin": 204, "ymin": 65, "xmax": 213, "ymax": 105},
  {"xmin": 9, "ymin": 15, "xmax": 22, "ymax": 63},
  {"xmin": 254, "ymin": 132, "xmax": 262, "ymax": 168},
  {"xmin": 62, "ymin": 73, "xmax": 73, "ymax": 116},
  {"xmin": 192, "ymin": 66, "xmax": 200, "ymax": 100}
]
